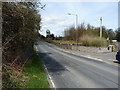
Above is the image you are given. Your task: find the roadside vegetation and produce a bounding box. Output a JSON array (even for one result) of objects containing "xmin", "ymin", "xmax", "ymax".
[
  {"xmin": 45, "ymin": 40, "xmax": 78, "ymax": 44},
  {"xmin": 63, "ymin": 23, "xmax": 116, "ymax": 47},
  {"xmin": 23, "ymin": 45, "xmax": 49, "ymax": 88},
  {"xmin": 46, "ymin": 23, "xmax": 120, "ymax": 47},
  {"xmin": 46, "ymin": 23, "xmax": 118, "ymax": 47},
  {"xmin": 116, "ymin": 28, "xmax": 120, "ymax": 42},
  {"xmin": 2, "ymin": 2, "xmax": 45, "ymax": 88},
  {"xmin": 80, "ymin": 35, "xmax": 106, "ymax": 47}
]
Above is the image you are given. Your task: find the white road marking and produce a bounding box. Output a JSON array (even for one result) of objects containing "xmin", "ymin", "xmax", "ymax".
[
  {"xmin": 104, "ymin": 61, "xmax": 112, "ymax": 64},
  {"xmin": 64, "ymin": 50, "xmax": 103, "ymax": 62},
  {"xmin": 54, "ymin": 47, "xmax": 118, "ymax": 65},
  {"xmin": 36, "ymin": 45, "xmax": 56, "ymax": 89},
  {"xmin": 47, "ymin": 42, "xmax": 118, "ymax": 67},
  {"xmin": 43, "ymin": 64, "xmax": 56, "ymax": 89},
  {"xmin": 55, "ymin": 47, "xmax": 104, "ymax": 62},
  {"xmin": 86, "ymin": 56, "xmax": 103, "ymax": 62}
]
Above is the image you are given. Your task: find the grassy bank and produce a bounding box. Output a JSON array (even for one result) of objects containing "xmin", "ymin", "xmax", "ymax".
[
  {"xmin": 46, "ymin": 37, "xmax": 106, "ymax": 47},
  {"xmin": 80, "ymin": 35, "xmax": 107, "ymax": 47},
  {"xmin": 23, "ymin": 46, "xmax": 49, "ymax": 88},
  {"xmin": 45, "ymin": 40, "xmax": 79, "ymax": 44},
  {"xmin": 3, "ymin": 45, "xmax": 50, "ymax": 88}
]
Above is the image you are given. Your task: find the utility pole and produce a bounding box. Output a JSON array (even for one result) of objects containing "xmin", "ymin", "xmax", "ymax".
[
  {"xmin": 68, "ymin": 13, "xmax": 78, "ymax": 50},
  {"xmin": 100, "ymin": 17, "xmax": 102, "ymax": 38},
  {"xmin": 75, "ymin": 15, "xmax": 78, "ymax": 49}
]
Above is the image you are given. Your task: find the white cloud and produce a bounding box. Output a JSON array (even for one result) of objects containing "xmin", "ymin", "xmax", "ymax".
[
  {"xmin": 43, "ymin": 16, "xmax": 65, "ymax": 24},
  {"xmin": 41, "ymin": 15, "xmax": 75, "ymax": 36},
  {"xmin": 42, "ymin": 15, "xmax": 74, "ymax": 27},
  {"xmin": 40, "ymin": 2, "xmax": 117, "ymax": 36}
]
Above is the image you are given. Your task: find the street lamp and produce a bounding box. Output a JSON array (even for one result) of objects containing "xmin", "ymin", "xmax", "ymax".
[
  {"xmin": 68, "ymin": 13, "xmax": 78, "ymax": 30},
  {"xmin": 100, "ymin": 17, "xmax": 102, "ymax": 38},
  {"xmin": 68, "ymin": 13, "xmax": 78, "ymax": 50}
]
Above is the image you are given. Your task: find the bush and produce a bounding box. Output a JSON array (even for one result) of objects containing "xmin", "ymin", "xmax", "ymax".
[{"xmin": 80, "ymin": 35, "xmax": 106, "ymax": 47}]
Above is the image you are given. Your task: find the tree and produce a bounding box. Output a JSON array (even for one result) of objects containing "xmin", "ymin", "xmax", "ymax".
[
  {"xmin": 107, "ymin": 29, "xmax": 116, "ymax": 40},
  {"xmin": 2, "ymin": 2, "xmax": 44, "ymax": 88},
  {"xmin": 63, "ymin": 23, "xmax": 111, "ymax": 45},
  {"xmin": 116, "ymin": 28, "xmax": 120, "ymax": 42},
  {"xmin": 50, "ymin": 34, "xmax": 55, "ymax": 40},
  {"xmin": 2, "ymin": 2, "xmax": 42, "ymax": 50}
]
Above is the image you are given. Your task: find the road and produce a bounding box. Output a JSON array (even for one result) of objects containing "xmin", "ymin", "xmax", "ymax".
[{"xmin": 36, "ymin": 41, "xmax": 119, "ymax": 88}]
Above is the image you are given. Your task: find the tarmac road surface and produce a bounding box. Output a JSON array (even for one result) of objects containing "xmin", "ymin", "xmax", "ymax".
[{"xmin": 36, "ymin": 41, "xmax": 119, "ymax": 88}]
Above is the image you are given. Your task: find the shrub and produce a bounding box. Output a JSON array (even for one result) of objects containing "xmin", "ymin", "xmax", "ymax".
[{"xmin": 80, "ymin": 35, "xmax": 106, "ymax": 47}]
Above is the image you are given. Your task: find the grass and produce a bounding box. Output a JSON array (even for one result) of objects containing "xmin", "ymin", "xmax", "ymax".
[
  {"xmin": 2, "ymin": 71, "xmax": 22, "ymax": 88},
  {"xmin": 80, "ymin": 35, "xmax": 107, "ymax": 47},
  {"xmin": 46, "ymin": 37, "xmax": 106, "ymax": 47},
  {"xmin": 2, "ymin": 45, "xmax": 49, "ymax": 88},
  {"xmin": 23, "ymin": 45, "xmax": 49, "ymax": 88},
  {"xmin": 45, "ymin": 40, "xmax": 80, "ymax": 45}
]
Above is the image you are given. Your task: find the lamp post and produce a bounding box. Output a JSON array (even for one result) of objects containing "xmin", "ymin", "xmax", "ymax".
[
  {"xmin": 68, "ymin": 13, "xmax": 78, "ymax": 50},
  {"xmin": 100, "ymin": 17, "xmax": 102, "ymax": 38}
]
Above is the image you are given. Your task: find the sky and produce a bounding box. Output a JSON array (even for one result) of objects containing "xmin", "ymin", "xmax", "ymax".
[{"xmin": 38, "ymin": 2, "xmax": 118, "ymax": 37}]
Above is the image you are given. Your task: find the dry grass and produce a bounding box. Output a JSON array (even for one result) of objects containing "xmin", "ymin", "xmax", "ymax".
[
  {"xmin": 80, "ymin": 35, "xmax": 107, "ymax": 47},
  {"xmin": 2, "ymin": 63, "xmax": 27, "ymax": 88}
]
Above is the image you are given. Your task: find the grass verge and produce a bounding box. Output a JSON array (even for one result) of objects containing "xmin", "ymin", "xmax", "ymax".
[
  {"xmin": 23, "ymin": 45, "xmax": 49, "ymax": 88},
  {"xmin": 45, "ymin": 40, "xmax": 79, "ymax": 45},
  {"xmin": 80, "ymin": 35, "xmax": 107, "ymax": 47},
  {"xmin": 45, "ymin": 38, "xmax": 106, "ymax": 47}
]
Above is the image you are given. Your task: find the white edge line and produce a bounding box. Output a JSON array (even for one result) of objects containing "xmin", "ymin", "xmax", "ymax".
[
  {"xmin": 86, "ymin": 56, "xmax": 103, "ymax": 62},
  {"xmin": 67, "ymin": 50, "xmax": 117, "ymax": 65},
  {"xmin": 36, "ymin": 45, "xmax": 56, "ymax": 89},
  {"xmin": 43, "ymin": 64, "xmax": 56, "ymax": 88},
  {"xmin": 59, "ymin": 48, "xmax": 104, "ymax": 62},
  {"xmin": 54, "ymin": 44, "xmax": 118, "ymax": 66}
]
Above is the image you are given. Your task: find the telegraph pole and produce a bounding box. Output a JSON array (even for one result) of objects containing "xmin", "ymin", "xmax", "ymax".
[
  {"xmin": 100, "ymin": 17, "xmax": 102, "ymax": 38},
  {"xmin": 68, "ymin": 13, "xmax": 78, "ymax": 50},
  {"xmin": 76, "ymin": 14, "xmax": 78, "ymax": 49}
]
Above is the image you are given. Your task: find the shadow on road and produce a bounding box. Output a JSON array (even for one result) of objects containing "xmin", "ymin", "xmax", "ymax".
[{"xmin": 38, "ymin": 52, "xmax": 67, "ymax": 75}]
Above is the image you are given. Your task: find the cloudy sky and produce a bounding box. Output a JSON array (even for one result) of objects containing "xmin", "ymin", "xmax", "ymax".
[{"xmin": 39, "ymin": 1, "xmax": 118, "ymax": 37}]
